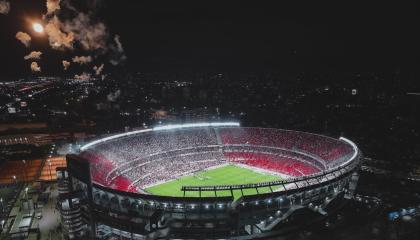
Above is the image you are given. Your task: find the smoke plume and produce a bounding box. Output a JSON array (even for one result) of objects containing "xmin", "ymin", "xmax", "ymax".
[
  {"xmin": 46, "ymin": 0, "xmax": 60, "ymax": 15},
  {"xmin": 114, "ymin": 35, "xmax": 124, "ymax": 53},
  {"xmin": 63, "ymin": 13, "xmax": 108, "ymax": 51},
  {"xmin": 0, "ymin": 0, "xmax": 10, "ymax": 15},
  {"xmin": 30, "ymin": 62, "xmax": 41, "ymax": 72},
  {"xmin": 72, "ymin": 55, "xmax": 92, "ymax": 65},
  {"xmin": 62, "ymin": 60, "xmax": 70, "ymax": 70},
  {"xmin": 24, "ymin": 51, "xmax": 42, "ymax": 60},
  {"xmin": 15, "ymin": 32, "xmax": 31, "ymax": 47},
  {"xmin": 42, "ymin": 0, "xmax": 126, "ymax": 69},
  {"xmin": 109, "ymin": 35, "xmax": 127, "ymax": 65},
  {"xmin": 45, "ymin": 16, "xmax": 74, "ymax": 50},
  {"xmin": 93, "ymin": 64, "xmax": 104, "ymax": 75}
]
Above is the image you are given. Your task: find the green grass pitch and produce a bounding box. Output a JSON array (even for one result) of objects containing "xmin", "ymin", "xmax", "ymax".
[{"xmin": 145, "ymin": 164, "xmax": 282, "ymax": 199}]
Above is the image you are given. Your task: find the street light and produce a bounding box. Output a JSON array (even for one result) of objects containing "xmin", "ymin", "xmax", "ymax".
[
  {"xmin": 0, "ymin": 198, "xmax": 3, "ymax": 214},
  {"xmin": 48, "ymin": 161, "xmax": 52, "ymax": 181},
  {"xmin": 22, "ymin": 160, "xmax": 27, "ymax": 182},
  {"xmin": 25, "ymin": 187, "xmax": 29, "ymax": 203}
]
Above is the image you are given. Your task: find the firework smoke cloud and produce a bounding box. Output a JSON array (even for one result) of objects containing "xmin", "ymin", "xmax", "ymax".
[
  {"xmin": 45, "ymin": 16, "xmax": 74, "ymax": 50},
  {"xmin": 30, "ymin": 62, "xmax": 41, "ymax": 72},
  {"xmin": 24, "ymin": 51, "xmax": 43, "ymax": 60},
  {"xmin": 46, "ymin": 0, "xmax": 60, "ymax": 15},
  {"xmin": 0, "ymin": 0, "xmax": 10, "ymax": 15},
  {"xmin": 62, "ymin": 60, "xmax": 70, "ymax": 70},
  {"xmin": 16, "ymin": 32, "xmax": 31, "ymax": 47},
  {"xmin": 72, "ymin": 55, "xmax": 92, "ymax": 65},
  {"xmin": 12, "ymin": 0, "xmax": 127, "ymax": 76},
  {"xmin": 114, "ymin": 35, "xmax": 124, "ymax": 53},
  {"xmin": 63, "ymin": 13, "xmax": 108, "ymax": 51},
  {"xmin": 110, "ymin": 35, "xmax": 127, "ymax": 65},
  {"xmin": 93, "ymin": 64, "xmax": 104, "ymax": 75},
  {"xmin": 39, "ymin": 0, "xmax": 127, "ymax": 75}
]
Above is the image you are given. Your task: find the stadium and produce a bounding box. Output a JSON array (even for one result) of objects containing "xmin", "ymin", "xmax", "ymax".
[{"xmin": 57, "ymin": 122, "xmax": 362, "ymax": 239}]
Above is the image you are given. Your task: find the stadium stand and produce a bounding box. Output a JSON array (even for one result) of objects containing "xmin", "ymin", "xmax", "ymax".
[{"xmin": 81, "ymin": 127, "xmax": 355, "ymax": 193}]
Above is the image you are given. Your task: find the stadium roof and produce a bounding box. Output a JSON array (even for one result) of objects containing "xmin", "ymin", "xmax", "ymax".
[{"xmin": 80, "ymin": 122, "xmax": 240, "ymax": 151}]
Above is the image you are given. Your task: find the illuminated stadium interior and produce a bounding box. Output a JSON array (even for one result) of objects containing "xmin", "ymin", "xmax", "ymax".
[{"xmin": 79, "ymin": 122, "xmax": 358, "ymax": 198}]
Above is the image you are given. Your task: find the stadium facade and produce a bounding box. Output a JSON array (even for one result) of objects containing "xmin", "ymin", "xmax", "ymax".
[{"xmin": 57, "ymin": 122, "xmax": 361, "ymax": 239}]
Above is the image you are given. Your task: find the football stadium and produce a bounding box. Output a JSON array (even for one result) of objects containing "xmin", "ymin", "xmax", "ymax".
[{"xmin": 57, "ymin": 122, "xmax": 361, "ymax": 239}]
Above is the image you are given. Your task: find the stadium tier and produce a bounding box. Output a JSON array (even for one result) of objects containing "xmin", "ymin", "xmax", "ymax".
[
  {"xmin": 58, "ymin": 123, "xmax": 361, "ymax": 239},
  {"xmin": 79, "ymin": 125, "xmax": 354, "ymax": 193}
]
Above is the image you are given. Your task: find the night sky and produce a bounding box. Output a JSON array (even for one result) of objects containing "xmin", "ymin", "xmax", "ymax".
[{"xmin": 0, "ymin": 0, "xmax": 418, "ymax": 79}]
